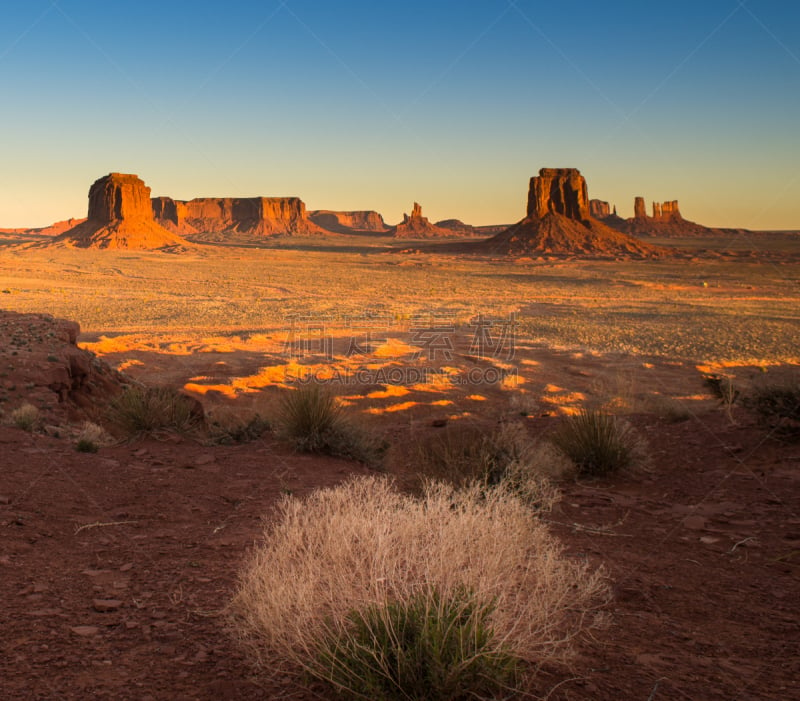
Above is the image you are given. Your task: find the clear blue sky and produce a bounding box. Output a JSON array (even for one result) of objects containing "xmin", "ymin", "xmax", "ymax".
[{"xmin": 1, "ymin": 0, "xmax": 798, "ymax": 229}]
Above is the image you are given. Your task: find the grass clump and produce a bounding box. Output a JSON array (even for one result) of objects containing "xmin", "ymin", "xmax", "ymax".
[
  {"xmin": 409, "ymin": 421, "xmax": 563, "ymax": 508},
  {"xmin": 108, "ymin": 385, "xmax": 202, "ymax": 436},
  {"xmin": 230, "ymin": 477, "xmax": 607, "ymax": 698},
  {"xmin": 11, "ymin": 402, "xmax": 40, "ymax": 432},
  {"xmin": 317, "ymin": 587, "xmax": 517, "ymax": 701},
  {"xmin": 208, "ymin": 410, "xmax": 270, "ymax": 445},
  {"xmin": 746, "ymin": 381, "xmax": 800, "ymax": 439},
  {"xmin": 75, "ymin": 421, "xmax": 113, "ymax": 453},
  {"xmin": 549, "ymin": 408, "xmax": 642, "ymax": 477},
  {"xmin": 276, "ymin": 383, "xmax": 384, "ymax": 465}
]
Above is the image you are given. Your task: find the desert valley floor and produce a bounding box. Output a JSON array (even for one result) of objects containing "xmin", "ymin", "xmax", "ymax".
[{"xmin": 0, "ymin": 232, "xmax": 799, "ymax": 699}]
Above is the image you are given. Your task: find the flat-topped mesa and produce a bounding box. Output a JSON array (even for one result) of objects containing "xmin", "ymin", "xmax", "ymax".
[
  {"xmin": 308, "ymin": 210, "xmax": 388, "ymax": 234},
  {"xmin": 634, "ymin": 196, "xmax": 647, "ymax": 220},
  {"xmin": 526, "ymin": 168, "xmax": 590, "ymax": 220},
  {"xmin": 57, "ymin": 174, "xmax": 189, "ymax": 250},
  {"xmin": 589, "ymin": 199, "xmax": 611, "ymax": 219},
  {"xmin": 153, "ymin": 196, "xmax": 323, "ymax": 238}
]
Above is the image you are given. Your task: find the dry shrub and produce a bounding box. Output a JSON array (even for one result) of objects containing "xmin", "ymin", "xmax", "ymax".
[
  {"xmin": 230, "ymin": 477, "xmax": 608, "ymax": 697},
  {"xmin": 745, "ymin": 380, "xmax": 800, "ymax": 439},
  {"xmin": 549, "ymin": 408, "xmax": 645, "ymax": 477},
  {"xmin": 276, "ymin": 384, "xmax": 385, "ymax": 465},
  {"xmin": 75, "ymin": 421, "xmax": 114, "ymax": 453},
  {"xmin": 108, "ymin": 385, "xmax": 202, "ymax": 436},
  {"xmin": 10, "ymin": 402, "xmax": 40, "ymax": 432},
  {"xmin": 645, "ymin": 396, "xmax": 692, "ymax": 423},
  {"xmin": 207, "ymin": 407, "xmax": 270, "ymax": 445},
  {"xmin": 410, "ymin": 421, "xmax": 564, "ymax": 509}
]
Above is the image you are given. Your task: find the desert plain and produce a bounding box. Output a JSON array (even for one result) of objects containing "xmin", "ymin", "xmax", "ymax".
[
  {"xmin": 1, "ymin": 186, "xmax": 799, "ymax": 700},
  {"xmin": 1, "ymin": 223, "xmax": 799, "ymax": 699}
]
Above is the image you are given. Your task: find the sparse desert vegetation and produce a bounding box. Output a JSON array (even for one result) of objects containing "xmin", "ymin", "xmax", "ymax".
[
  {"xmin": 276, "ymin": 383, "xmax": 386, "ymax": 464},
  {"xmin": 231, "ymin": 476, "xmax": 607, "ymax": 698},
  {"xmin": 107, "ymin": 385, "xmax": 202, "ymax": 437},
  {"xmin": 549, "ymin": 408, "xmax": 645, "ymax": 477},
  {"xmin": 0, "ymin": 235, "xmax": 798, "ymax": 700},
  {"xmin": 745, "ymin": 378, "xmax": 800, "ymax": 439},
  {"xmin": 9, "ymin": 401, "xmax": 40, "ymax": 432}
]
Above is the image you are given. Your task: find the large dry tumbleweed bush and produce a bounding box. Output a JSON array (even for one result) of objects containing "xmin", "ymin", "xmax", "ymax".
[{"xmin": 230, "ymin": 476, "xmax": 608, "ymax": 698}]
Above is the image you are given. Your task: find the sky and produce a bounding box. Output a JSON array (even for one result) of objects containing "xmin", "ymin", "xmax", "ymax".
[{"xmin": 0, "ymin": 0, "xmax": 798, "ymax": 229}]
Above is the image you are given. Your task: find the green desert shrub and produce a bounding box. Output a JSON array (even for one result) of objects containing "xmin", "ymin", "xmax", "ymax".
[
  {"xmin": 230, "ymin": 477, "xmax": 607, "ymax": 698},
  {"xmin": 746, "ymin": 381, "xmax": 800, "ymax": 439},
  {"xmin": 276, "ymin": 383, "xmax": 384, "ymax": 464},
  {"xmin": 549, "ymin": 408, "xmax": 643, "ymax": 477},
  {"xmin": 108, "ymin": 385, "xmax": 202, "ymax": 436},
  {"xmin": 10, "ymin": 402, "xmax": 39, "ymax": 432},
  {"xmin": 316, "ymin": 587, "xmax": 518, "ymax": 701}
]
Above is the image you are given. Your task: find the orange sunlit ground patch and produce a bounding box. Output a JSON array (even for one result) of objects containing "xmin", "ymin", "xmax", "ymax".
[{"xmin": 366, "ymin": 385, "xmax": 411, "ymax": 399}]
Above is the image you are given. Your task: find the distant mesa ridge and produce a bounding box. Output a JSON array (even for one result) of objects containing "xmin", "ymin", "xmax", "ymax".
[
  {"xmin": 308, "ymin": 210, "xmax": 388, "ymax": 233},
  {"xmin": 153, "ymin": 196, "xmax": 323, "ymax": 239},
  {"xmin": 29, "ymin": 168, "xmax": 734, "ymax": 252}
]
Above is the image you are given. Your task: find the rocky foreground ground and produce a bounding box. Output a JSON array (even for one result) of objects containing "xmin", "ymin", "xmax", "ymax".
[{"xmin": 0, "ymin": 311, "xmax": 798, "ymax": 700}]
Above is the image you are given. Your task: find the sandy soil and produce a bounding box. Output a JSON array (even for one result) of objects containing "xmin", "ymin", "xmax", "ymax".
[
  {"xmin": 1, "ymin": 236, "xmax": 799, "ymax": 699},
  {"xmin": 2, "ymin": 408, "xmax": 798, "ymax": 700}
]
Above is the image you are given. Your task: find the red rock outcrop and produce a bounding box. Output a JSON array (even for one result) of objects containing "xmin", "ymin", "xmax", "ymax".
[
  {"xmin": 634, "ymin": 196, "xmax": 647, "ymax": 220},
  {"xmin": 527, "ymin": 168, "xmax": 590, "ymax": 220},
  {"xmin": 589, "ymin": 199, "xmax": 612, "ymax": 219},
  {"xmin": 656, "ymin": 200, "xmax": 681, "ymax": 220},
  {"xmin": 309, "ymin": 210, "xmax": 388, "ymax": 234},
  {"xmin": 476, "ymin": 168, "xmax": 667, "ymax": 259},
  {"xmin": 57, "ymin": 174, "xmax": 189, "ymax": 250},
  {"xmin": 154, "ymin": 196, "xmax": 323, "ymax": 240},
  {"xmin": 0, "ymin": 311, "xmax": 127, "ymax": 423},
  {"xmin": 623, "ymin": 197, "xmax": 710, "ymax": 236},
  {"xmin": 391, "ymin": 203, "xmax": 459, "ymax": 238}
]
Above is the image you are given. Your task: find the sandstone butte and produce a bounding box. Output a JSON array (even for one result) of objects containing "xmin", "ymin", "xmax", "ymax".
[
  {"xmin": 57, "ymin": 174, "xmax": 190, "ymax": 250},
  {"xmin": 480, "ymin": 168, "xmax": 667, "ymax": 258},
  {"xmin": 308, "ymin": 210, "xmax": 388, "ymax": 234},
  {"xmin": 391, "ymin": 202, "xmax": 461, "ymax": 238}
]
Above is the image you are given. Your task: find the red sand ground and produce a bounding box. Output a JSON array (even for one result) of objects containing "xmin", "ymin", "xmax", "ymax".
[
  {"xmin": 1, "ymin": 311, "xmax": 798, "ymax": 700},
  {"xmin": 2, "ymin": 413, "xmax": 798, "ymax": 700}
]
